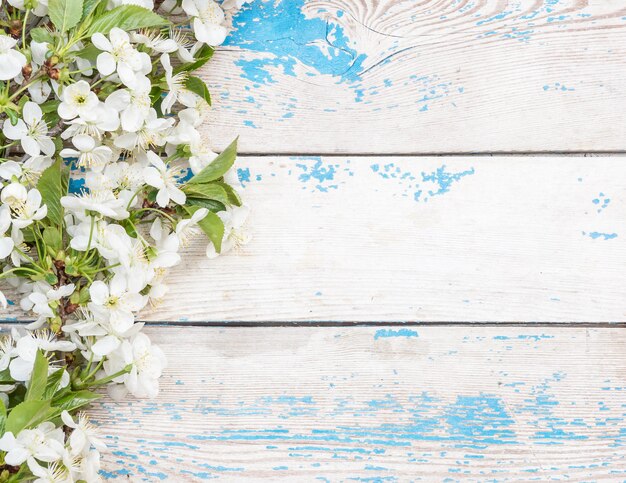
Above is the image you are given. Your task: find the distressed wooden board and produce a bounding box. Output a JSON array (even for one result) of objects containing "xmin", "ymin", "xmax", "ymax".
[
  {"xmin": 201, "ymin": 0, "xmax": 626, "ymax": 154},
  {"xmin": 2, "ymin": 156, "xmax": 625, "ymax": 323},
  {"xmin": 83, "ymin": 325, "xmax": 626, "ymax": 481}
]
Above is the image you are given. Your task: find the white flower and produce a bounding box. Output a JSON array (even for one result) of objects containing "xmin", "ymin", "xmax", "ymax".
[
  {"xmin": 160, "ymin": 54, "xmax": 188, "ymax": 114},
  {"xmin": 113, "ymin": 108, "xmax": 173, "ymax": 152},
  {"xmin": 0, "ymin": 160, "xmax": 22, "ymax": 182},
  {"xmin": 22, "ymin": 284, "xmax": 75, "ymax": 330},
  {"xmin": 182, "ymin": 0, "xmax": 229, "ymax": 46},
  {"xmin": 28, "ymin": 80, "xmax": 52, "ymax": 104},
  {"xmin": 61, "ymin": 411, "xmax": 106, "ymax": 456},
  {"xmin": 149, "ymin": 217, "xmax": 180, "ymax": 268},
  {"xmin": 61, "ymin": 190, "xmax": 129, "ymax": 220},
  {"xmin": 8, "ymin": 0, "xmax": 49, "ymax": 16},
  {"xmin": 176, "ymin": 207, "xmax": 207, "ymax": 247},
  {"xmin": 9, "ymin": 225, "xmax": 27, "ymax": 268},
  {"xmin": 3, "ymin": 102, "xmax": 55, "ymax": 157},
  {"xmin": 169, "ymin": 29, "xmax": 197, "ymax": 63},
  {"xmin": 92, "ymin": 28, "xmax": 151, "ymax": 88},
  {"xmin": 60, "ymin": 135, "xmax": 113, "ymax": 172},
  {"xmin": 188, "ymin": 128, "xmax": 218, "ymax": 174},
  {"xmin": 6, "ymin": 187, "xmax": 48, "ymax": 229},
  {"xmin": 9, "ymin": 330, "xmax": 75, "ymax": 381},
  {"xmin": 61, "ymin": 102, "xmax": 120, "ymax": 140},
  {"xmin": 89, "ymin": 276, "xmax": 146, "ymax": 333},
  {"xmin": 0, "ymin": 156, "xmax": 54, "ymax": 186},
  {"xmin": 143, "ymin": 151, "xmax": 186, "ymax": 207},
  {"xmin": 105, "ymin": 77, "xmax": 151, "ymax": 133},
  {"xmin": 0, "ymin": 35, "xmax": 27, "ymax": 80},
  {"xmin": 110, "ymin": 236, "xmax": 154, "ymax": 293},
  {"xmin": 0, "ymin": 332, "xmax": 17, "ymax": 371},
  {"xmin": 0, "ymin": 205, "xmax": 14, "ymax": 260},
  {"xmin": 0, "ymin": 422, "xmax": 65, "ymax": 466},
  {"xmin": 77, "ymin": 449, "xmax": 102, "ymax": 482},
  {"xmin": 58, "ymin": 81, "xmax": 99, "ymax": 120},
  {"xmin": 206, "ymin": 204, "xmax": 250, "ymax": 258},
  {"xmin": 27, "ymin": 459, "xmax": 70, "ymax": 483},
  {"xmin": 1, "ymin": 181, "xmax": 27, "ymax": 206},
  {"xmin": 105, "ymin": 333, "xmax": 167, "ymax": 399},
  {"xmin": 131, "ymin": 30, "xmax": 178, "ymax": 54}
]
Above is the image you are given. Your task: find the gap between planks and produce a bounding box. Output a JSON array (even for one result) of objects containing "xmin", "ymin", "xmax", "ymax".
[
  {"xmin": 236, "ymin": 152, "xmax": 626, "ymax": 157},
  {"xmin": 5, "ymin": 320, "xmax": 626, "ymax": 328}
]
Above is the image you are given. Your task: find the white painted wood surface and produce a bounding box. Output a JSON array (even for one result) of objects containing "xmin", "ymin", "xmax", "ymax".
[
  {"xmin": 2, "ymin": 156, "xmax": 624, "ymax": 323},
  {"xmin": 4, "ymin": 1, "xmax": 626, "ymax": 480},
  {"xmin": 202, "ymin": 0, "xmax": 626, "ymax": 153},
  {"xmin": 88, "ymin": 326, "xmax": 626, "ymax": 481}
]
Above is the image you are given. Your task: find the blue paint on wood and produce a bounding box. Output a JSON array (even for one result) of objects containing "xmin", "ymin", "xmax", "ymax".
[
  {"xmin": 292, "ymin": 157, "xmax": 353, "ymax": 192},
  {"xmin": 370, "ymin": 163, "xmax": 474, "ymax": 202},
  {"xmin": 584, "ymin": 231, "xmax": 618, "ymax": 240},
  {"xmin": 226, "ymin": 0, "xmax": 366, "ymax": 85},
  {"xmin": 374, "ymin": 329, "xmax": 419, "ymax": 340}
]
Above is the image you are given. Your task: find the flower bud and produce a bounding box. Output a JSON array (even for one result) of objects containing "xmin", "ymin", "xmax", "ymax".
[
  {"xmin": 9, "ymin": 20, "xmax": 22, "ymax": 38},
  {"xmin": 48, "ymin": 68, "xmax": 60, "ymax": 80},
  {"xmin": 58, "ymin": 67, "xmax": 71, "ymax": 83},
  {"xmin": 21, "ymin": 64, "xmax": 32, "ymax": 79},
  {"xmin": 50, "ymin": 316, "xmax": 62, "ymax": 334}
]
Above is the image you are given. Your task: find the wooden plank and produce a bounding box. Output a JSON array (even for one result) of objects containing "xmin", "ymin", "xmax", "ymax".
[
  {"xmin": 202, "ymin": 0, "xmax": 626, "ymax": 153},
  {"xmin": 2, "ymin": 156, "xmax": 625, "ymax": 323},
  {"xmin": 87, "ymin": 325, "xmax": 626, "ymax": 481}
]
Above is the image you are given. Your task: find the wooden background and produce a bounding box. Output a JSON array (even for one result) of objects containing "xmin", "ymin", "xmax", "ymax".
[{"xmin": 8, "ymin": 0, "xmax": 626, "ymax": 480}]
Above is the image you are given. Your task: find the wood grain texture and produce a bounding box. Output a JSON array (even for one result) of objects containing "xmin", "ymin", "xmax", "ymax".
[
  {"xmin": 201, "ymin": 0, "xmax": 626, "ymax": 153},
  {"xmin": 2, "ymin": 155, "xmax": 624, "ymax": 323},
  {"xmin": 83, "ymin": 325, "xmax": 626, "ymax": 481}
]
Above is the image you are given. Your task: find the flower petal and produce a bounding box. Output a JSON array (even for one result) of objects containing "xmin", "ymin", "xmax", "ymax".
[{"xmin": 96, "ymin": 52, "xmax": 116, "ymax": 76}]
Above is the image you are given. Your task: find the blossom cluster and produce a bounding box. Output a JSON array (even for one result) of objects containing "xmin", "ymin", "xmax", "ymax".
[{"xmin": 0, "ymin": 0, "xmax": 251, "ymax": 479}]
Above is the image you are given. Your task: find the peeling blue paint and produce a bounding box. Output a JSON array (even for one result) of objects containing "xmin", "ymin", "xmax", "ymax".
[
  {"xmin": 421, "ymin": 165, "xmax": 475, "ymax": 198},
  {"xmin": 226, "ymin": 0, "xmax": 366, "ymax": 85},
  {"xmin": 374, "ymin": 329, "xmax": 419, "ymax": 340},
  {"xmin": 585, "ymin": 231, "xmax": 618, "ymax": 240},
  {"xmin": 292, "ymin": 157, "xmax": 352, "ymax": 192},
  {"xmin": 592, "ymin": 193, "xmax": 610, "ymax": 213},
  {"xmin": 369, "ymin": 163, "xmax": 474, "ymax": 201},
  {"xmin": 237, "ymin": 167, "xmax": 251, "ymax": 187}
]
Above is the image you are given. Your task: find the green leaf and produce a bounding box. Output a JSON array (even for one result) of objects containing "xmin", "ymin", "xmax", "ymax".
[
  {"xmin": 37, "ymin": 158, "xmax": 68, "ymax": 227},
  {"xmin": 82, "ymin": 0, "xmax": 103, "ymax": 19},
  {"xmin": 0, "ymin": 369, "xmax": 15, "ymax": 385},
  {"xmin": 43, "ymin": 368, "xmax": 65, "ymax": 399},
  {"xmin": 214, "ymin": 181, "xmax": 242, "ymax": 207},
  {"xmin": 40, "ymin": 100, "xmax": 60, "ymax": 114},
  {"xmin": 51, "ymin": 390, "xmax": 100, "ymax": 414},
  {"xmin": 186, "ymin": 198, "xmax": 225, "ymax": 212},
  {"xmin": 0, "ymin": 398, "xmax": 6, "ymax": 435},
  {"xmin": 174, "ymin": 44, "xmax": 214, "ymax": 75},
  {"xmin": 30, "ymin": 27, "xmax": 54, "ymax": 44},
  {"xmin": 6, "ymin": 400, "xmax": 52, "ymax": 434},
  {"xmin": 73, "ymin": 43, "xmax": 100, "ymax": 62},
  {"xmin": 88, "ymin": 5, "xmax": 168, "ymax": 35},
  {"xmin": 25, "ymin": 351, "xmax": 48, "ymax": 402},
  {"xmin": 184, "ymin": 76, "xmax": 211, "ymax": 106},
  {"xmin": 187, "ymin": 138, "xmax": 238, "ymax": 185},
  {"xmin": 41, "ymin": 100, "xmax": 61, "ymax": 128},
  {"xmin": 183, "ymin": 183, "xmax": 230, "ymax": 205},
  {"xmin": 42, "ymin": 226, "xmax": 62, "ymax": 253},
  {"xmin": 184, "ymin": 206, "xmax": 224, "ymax": 252},
  {"xmin": 49, "ymin": 0, "xmax": 84, "ymax": 32},
  {"xmin": 5, "ymin": 109, "xmax": 19, "ymax": 126}
]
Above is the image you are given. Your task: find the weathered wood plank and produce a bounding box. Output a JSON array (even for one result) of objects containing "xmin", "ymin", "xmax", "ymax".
[
  {"xmin": 2, "ymin": 156, "xmax": 625, "ymax": 323},
  {"xmin": 88, "ymin": 326, "xmax": 626, "ymax": 481},
  {"xmin": 202, "ymin": 0, "xmax": 626, "ymax": 153}
]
